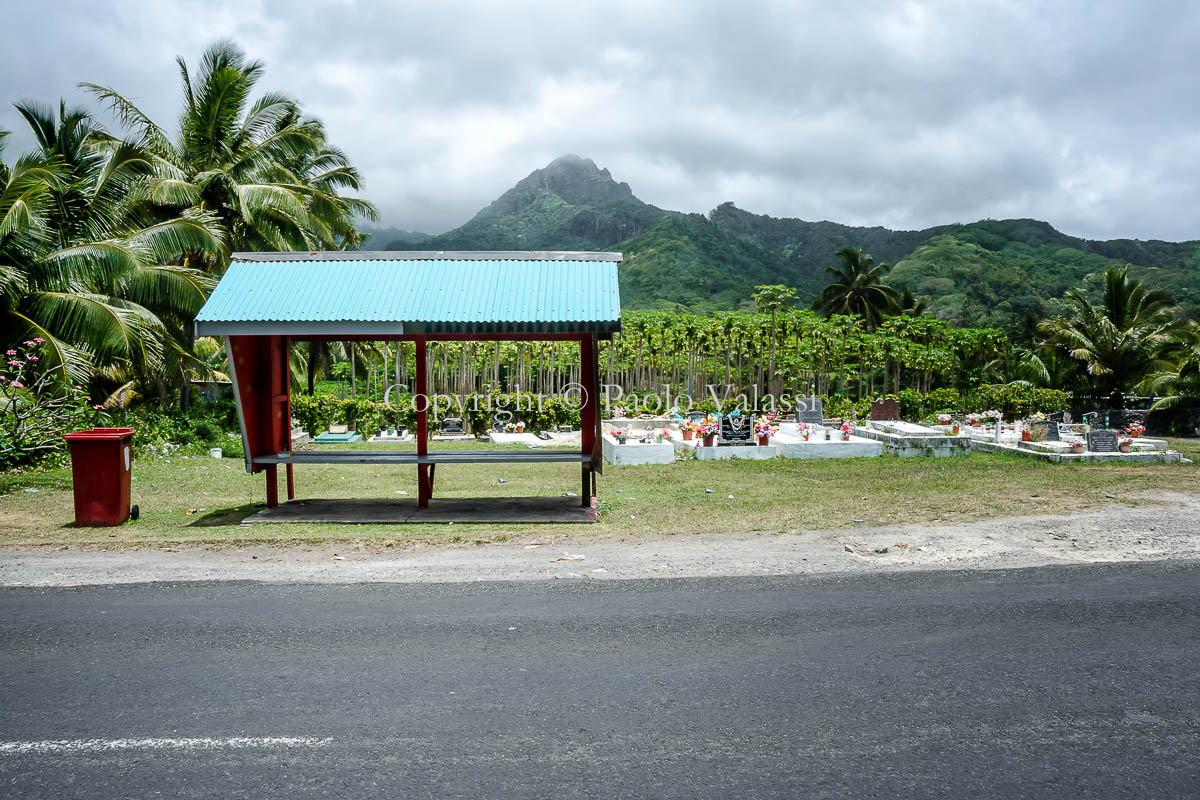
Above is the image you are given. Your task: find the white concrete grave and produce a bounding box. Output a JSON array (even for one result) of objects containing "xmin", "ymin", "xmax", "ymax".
[{"xmin": 602, "ymin": 433, "xmax": 676, "ymax": 465}]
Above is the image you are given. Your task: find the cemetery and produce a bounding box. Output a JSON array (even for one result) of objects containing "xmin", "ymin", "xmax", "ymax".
[
  {"xmin": 3, "ymin": 242, "xmax": 1195, "ymax": 540},
  {"xmin": 593, "ymin": 391, "xmax": 1188, "ymax": 466}
]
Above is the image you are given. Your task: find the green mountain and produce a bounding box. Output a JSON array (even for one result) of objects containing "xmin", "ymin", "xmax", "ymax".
[
  {"xmin": 392, "ymin": 154, "xmax": 667, "ymax": 251},
  {"xmin": 384, "ymin": 156, "xmax": 1200, "ymax": 329}
]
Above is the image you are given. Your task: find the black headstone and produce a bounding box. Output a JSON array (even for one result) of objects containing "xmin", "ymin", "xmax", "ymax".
[
  {"xmin": 1030, "ymin": 421, "xmax": 1060, "ymax": 441},
  {"xmin": 441, "ymin": 417, "xmax": 464, "ymax": 434},
  {"xmin": 794, "ymin": 396, "xmax": 824, "ymax": 425},
  {"xmin": 1086, "ymin": 430, "xmax": 1119, "ymax": 453},
  {"xmin": 720, "ymin": 412, "xmax": 755, "ymax": 444}
]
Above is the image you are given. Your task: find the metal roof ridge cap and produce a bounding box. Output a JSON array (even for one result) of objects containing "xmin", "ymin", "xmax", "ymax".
[{"xmin": 229, "ymin": 250, "xmax": 622, "ymax": 262}]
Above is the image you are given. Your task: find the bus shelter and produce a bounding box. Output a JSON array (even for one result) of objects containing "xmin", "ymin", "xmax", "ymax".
[{"xmin": 194, "ymin": 251, "xmax": 621, "ymax": 514}]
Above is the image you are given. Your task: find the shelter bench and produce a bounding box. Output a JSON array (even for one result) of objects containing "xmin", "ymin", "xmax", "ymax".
[
  {"xmin": 251, "ymin": 450, "xmax": 595, "ymax": 507},
  {"xmin": 252, "ymin": 451, "xmax": 590, "ymax": 465}
]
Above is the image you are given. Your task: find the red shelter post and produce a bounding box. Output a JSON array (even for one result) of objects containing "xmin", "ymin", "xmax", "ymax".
[
  {"xmin": 415, "ymin": 335, "xmax": 430, "ymax": 507},
  {"xmin": 579, "ymin": 333, "xmax": 598, "ymax": 506}
]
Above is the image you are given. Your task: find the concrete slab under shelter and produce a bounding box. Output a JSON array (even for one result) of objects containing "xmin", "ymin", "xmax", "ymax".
[{"xmin": 245, "ymin": 496, "xmax": 597, "ymax": 525}]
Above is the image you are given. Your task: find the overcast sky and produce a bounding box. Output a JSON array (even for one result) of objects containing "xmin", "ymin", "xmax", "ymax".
[{"xmin": 3, "ymin": 0, "xmax": 1197, "ymax": 241}]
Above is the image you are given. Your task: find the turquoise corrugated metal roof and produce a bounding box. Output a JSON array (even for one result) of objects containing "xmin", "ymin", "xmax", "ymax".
[{"xmin": 195, "ymin": 252, "xmax": 622, "ymax": 336}]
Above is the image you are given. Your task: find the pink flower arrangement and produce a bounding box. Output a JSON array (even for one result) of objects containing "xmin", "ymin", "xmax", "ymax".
[
  {"xmin": 753, "ymin": 417, "xmax": 776, "ymax": 438},
  {"xmin": 1124, "ymin": 421, "xmax": 1146, "ymax": 436},
  {"xmin": 937, "ymin": 413, "xmax": 952, "ymax": 425},
  {"xmin": 694, "ymin": 416, "xmax": 720, "ymax": 437},
  {"xmin": 840, "ymin": 422, "xmax": 852, "ymax": 434}
]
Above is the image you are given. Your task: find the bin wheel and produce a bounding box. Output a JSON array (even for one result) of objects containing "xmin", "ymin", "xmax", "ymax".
[{"xmin": 130, "ymin": 504, "xmax": 140, "ymax": 521}]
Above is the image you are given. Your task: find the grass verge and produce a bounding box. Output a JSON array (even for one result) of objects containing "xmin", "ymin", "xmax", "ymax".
[{"xmin": 1, "ymin": 438, "xmax": 1196, "ymax": 549}]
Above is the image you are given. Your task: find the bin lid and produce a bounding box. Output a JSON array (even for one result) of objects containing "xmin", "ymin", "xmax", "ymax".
[{"xmin": 63, "ymin": 428, "xmax": 135, "ymax": 441}]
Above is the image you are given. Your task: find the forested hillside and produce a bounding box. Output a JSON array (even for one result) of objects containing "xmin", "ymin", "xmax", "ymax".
[{"xmin": 383, "ymin": 156, "xmax": 1200, "ymax": 333}]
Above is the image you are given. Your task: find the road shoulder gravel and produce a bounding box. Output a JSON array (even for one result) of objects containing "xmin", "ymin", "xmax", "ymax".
[{"xmin": 2, "ymin": 491, "xmax": 1197, "ymax": 586}]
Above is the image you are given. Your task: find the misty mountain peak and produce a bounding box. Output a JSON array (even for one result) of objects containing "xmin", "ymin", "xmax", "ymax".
[{"xmin": 481, "ymin": 155, "xmax": 638, "ymax": 217}]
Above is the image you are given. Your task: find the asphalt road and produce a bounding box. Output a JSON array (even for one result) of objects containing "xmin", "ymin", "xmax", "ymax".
[{"xmin": 2, "ymin": 563, "xmax": 1199, "ymax": 799}]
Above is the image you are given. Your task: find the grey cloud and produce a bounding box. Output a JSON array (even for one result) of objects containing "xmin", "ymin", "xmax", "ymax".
[{"xmin": 1, "ymin": 0, "xmax": 1197, "ymax": 240}]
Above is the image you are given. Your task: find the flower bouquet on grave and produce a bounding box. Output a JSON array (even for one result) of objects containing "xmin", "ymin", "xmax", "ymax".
[
  {"xmin": 1069, "ymin": 438, "xmax": 1085, "ymax": 454},
  {"xmin": 695, "ymin": 415, "xmax": 720, "ymax": 447},
  {"xmin": 966, "ymin": 412, "xmax": 981, "ymax": 427},
  {"xmin": 983, "ymin": 409, "xmax": 1002, "ymax": 431},
  {"xmin": 1020, "ymin": 421, "xmax": 1032, "ymax": 442},
  {"xmin": 1118, "ymin": 437, "xmax": 1133, "ymax": 453},
  {"xmin": 611, "ymin": 405, "xmax": 629, "ymax": 419},
  {"xmin": 681, "ymin": 419, "xmax": 698, "ymax": 440},
  {"xmin": 611, "ymin": 427, "xmax": 627, "ymax": 444},
  {"xmin": 1124, "ymin": 421, "xmax": 1145, "ymax": 438},
  {"xmin": 840, "ymin": 421, "xmax": 852, "ymax": 441},
  {"xmin": 797, "ymin": 422, "xmax": 811, "ymax": 441},
  {"xmin": 937, "ymin": 413, "xmax": 952, "ymax": 426},
  {"xmin": 754, "ymin": 416, "xmax": 776, "ymax": 446},
  {"xmin": 657, "ymin": 427, "xmax": 670, "ymax": 443},
  {"xmin": 504, "ymin": 422, "xmax": 517, "ymax": 433}
]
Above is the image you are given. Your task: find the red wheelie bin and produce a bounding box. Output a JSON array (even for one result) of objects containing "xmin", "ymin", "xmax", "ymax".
[{"xmin": 62, "ymin": 428, "xmax": 138, "ymax": 526}]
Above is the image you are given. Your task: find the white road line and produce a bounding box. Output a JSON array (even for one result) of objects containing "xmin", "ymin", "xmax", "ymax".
[{"xmin": 0, "ymin": 737, "xmax": 333, "ymax": 755}]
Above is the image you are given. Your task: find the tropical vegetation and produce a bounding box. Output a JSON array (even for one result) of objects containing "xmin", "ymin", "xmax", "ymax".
[
  {"xmin": 0, "ymin": 41, "xmax": 374, "ymax": 449},
  {"xmin": 3, "ymin": 49, "xmax": 1198, "ymax": 469}
]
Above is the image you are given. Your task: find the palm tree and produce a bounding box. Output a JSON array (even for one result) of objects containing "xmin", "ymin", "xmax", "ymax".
[
  {"xmin": 814, "ymin": 247, "xmax": 900, "ymax": 332},
  {"xmin": 83, "ymin": 40, "xmax": 376, "ymax": 267},
  {"xmin": 0, "ymin": 103, "xmax": 223, "ymax": 381},
  {"xmin": 898, "ymin": 287, "xmax": 931, "ymax": 317},
  {"xmin": 271, "ymin": 108, "xmax": 377, "ymax": 248},
  {"xmin": 1137, "ymin": 322, "xmax": 1200, "ymax": 411},
  {"xmin": 1039, "ymin": 266, "xmax": 1180, "ymax": 408}
]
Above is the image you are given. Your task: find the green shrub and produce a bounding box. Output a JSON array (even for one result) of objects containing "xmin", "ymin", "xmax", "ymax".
[
  {"xmin": 924, "ymin": 387, "xmax": 963, "ymax": 414},
  {"xmin": 896, "ymin": 390, "xmax": 921, "ymax": 419},
  {"xmin": 191, "ymin": 420, "xmax": 222, "ymax": 445},
  {"xmin": 1031, "ymin": 388, "xmax": 1071, "ymax": 414},
  {"xmin": 966, "ymin": 384, "xmax": 1072, "ymax": 418}
]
